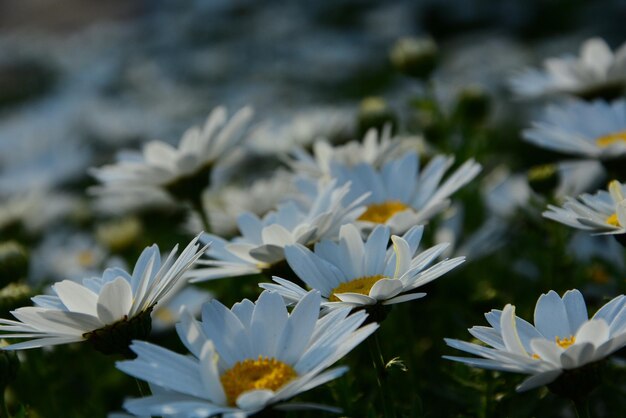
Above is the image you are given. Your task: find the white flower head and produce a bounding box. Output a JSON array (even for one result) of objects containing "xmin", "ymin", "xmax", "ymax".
[
  {"xmin": 330, "ymin": 151, "xmax": 481, "ymax": 234},
  {"xmin": 287, "ymin": 125, "xmax": 416, "ymax": 179},
  {"xmin": 523, "ymin": 99, "xmax": 626, "ymax": 159},
  {"xmin": 188, "ymin": 179, "xmax": 367, "ymax": 282},
  {"xmin": 444, "ymin": 289, "xmax": 626, "ymax": 392},
  {"xmin": 90, "ymin": 106, "xmax": 254, "ymax": 206},
  {"xmin": 261, "ymin": 223, "xmax": 465, "ymax": 311},
  {"xmin": 116, "ymin": 290, "xmax": 378, "ymax": 417},
  {"xmin": 510, "ymin": 37, "xmax": 626, "ymax": 99},
  {"xmin": 544, "ymin": 179, "xmax": 626, "ymax": 235},
  {"xmin": 0, "ymin": 235, "xmax": 207, "ymax": 351},
  {"xmin": 185, "ymin": 170, "xmax": 297, "ymax": 237}
]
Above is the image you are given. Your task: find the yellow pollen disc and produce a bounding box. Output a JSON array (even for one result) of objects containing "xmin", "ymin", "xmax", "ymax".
[
  {"xmin": 358, "ymin": 201, "xmax": 410, "ymax": 223},
  {"xmin": 555, "ymin": 335, "xmax": 576, "ymax": 349},
  {"xmin": 220, "ymin": 356, "xmax": 297, "ymax": 406},
  {"xmin": 531, "ymin": 353, "xmax": 541, "ymax": 360},
  {"xmin": 596, "ymin": 130, "xmax": 626, "ymax": 148},
  {"xmin": 606, "ymin": 213, "xmax": 620, "ymax": 227},
  {"xmin": 329, "ymin": 274, "xmax": 385, "ymax": 302}
]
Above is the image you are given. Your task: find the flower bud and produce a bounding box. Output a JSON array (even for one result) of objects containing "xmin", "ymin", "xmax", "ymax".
[
  {"xmin": 527, "ymin": 164, "xmax": 559, "ymax": 196},
  {"xmin": 0, "ymin": 241, "xmax": 28, "ymax": 287},
  {"xmin": 357, "ymin": 97, "xmax": 397, "ymax": 139},
  {"xmin": 390, "ymin": 37, "xmax": 438, "ymax": 80},
  {"xmin": 453, "ymin": 85, "xmax": 491, "ymax": 125}
]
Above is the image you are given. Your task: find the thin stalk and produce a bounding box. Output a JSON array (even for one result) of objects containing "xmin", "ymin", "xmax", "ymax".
[
  {"xmin": 189, "ymin": 195, "xmax": 211, "ymax": 234},
  {"xmin": 368, "ymin": 334, "xmax": 394, "ymax": 418},
  {"xmin": 572, "ymin": 399, "xmax": 591, "ymax": 418},
  {"xmin": 0, "ymin": 388, "xmax": 9, "ymax": 418}
]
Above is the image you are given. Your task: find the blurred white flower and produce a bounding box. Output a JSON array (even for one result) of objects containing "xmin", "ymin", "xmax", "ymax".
[
  {"xmin": 90, "ymin": 106, "xmax": 253, "ymax": 205},
  {"xmin": 188, "ymin": 180, "xmax": 366, "ymax": 281},
  {"xmin": 523, "ymin": 99, "xmax": 626, "ymax": 159},
  {"xmin": 544, "ymin": 179, "xmax": 626, "ymax": 235},
  {"xmin": 510, "ymin": 37, "xmax": 626, "ymax": 99}
]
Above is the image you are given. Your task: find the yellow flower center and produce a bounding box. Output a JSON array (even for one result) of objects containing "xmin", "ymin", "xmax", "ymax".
[
  {"xmin": 606, "ymin": 213, "xmax": 620, "ymax": 227},
  {"xmin": 596, "ymin": 130, "xmax": 626, "ymax": 148},
  {"xmin": 328, "ymin": 274, "xmax": 385, "ymax": 302},
  {"xmin": 555, "ymin": 335, "xmax": 576, "ymax": 349},
  {"xmin": 220, "ymin": 356, "xmax": 297, "ymax": 406},
  {"xmin": 77, "ymin": 250, "xmax": 95, "ymax": 267},
  {"xmin": 358, "ymin": 201, "xmax": 410, "ymax": 223},
  {"xmin": 531, "ymin": 353, "xmax": 541, "ymax": 360}
]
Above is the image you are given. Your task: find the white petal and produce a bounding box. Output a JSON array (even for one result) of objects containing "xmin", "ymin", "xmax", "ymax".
[
  {"xmin": 97, "ymin": 277, "xmax": 134, "ymax": 325},
  {"xmin": 575, "ymin": 319, "xmax": 609, "ymax": 346},
  {"xmin": 52, "ymin": 281, "xmax": 98, "ymax": 316},
  {"xmin": 368, "ymin": 278, "xmax": 403, "ymax": 300},
  {"xmin": 501, "ymin": 304, "xmax": 527, "ymax": 356},
  {"xmin": 236, "ymin": 389, "xmax": 275, "ymax": 411},
  {"xmin": 534, "ymin": 291, "xmax": 570, "ymax": 339},
  {"xmin": 515, "ymin": 370, "xmax": 562, "ymax": 392}
]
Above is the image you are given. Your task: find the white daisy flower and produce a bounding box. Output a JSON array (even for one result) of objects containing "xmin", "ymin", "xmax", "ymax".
[
  {"xmin": 116, "ymin": 290, "xmax": 378, "ymax": 417},
  {"xmin": 523, "ymin": 99, "xmax": 626, "ymax": 159},
  {"xmin": 0, "ymin": 235, "xmax": 207, "ymax": 353},
  {"xmin": 510, "ymin": 37, "xmax": 626, "ymax": 99},
  {"xmin": 287, "ymin": 125, "xmax": 420, "ymax": 179},
  {"xmin": 0, "ymin": 189, "xmax": 80, "ymax": 235},
  {"xmin": 543, "ymin": 179, "xmax": 626, "ymax": 235},
  {"xmin": 261, "ymin": 223, "xmax": 465, "ymax": 311},
  {"xmin": 185, "ymin": 170, "xmax": 297, "ymax": 237},
  {"xmin": 248, "ymin": 107, "xmax": 354, "ymax": 155},
  {"xmin": 188, "ymin": 180, "xmax": 367, "ymax": 282},
  {"xmin": 330, "ymin": 151, "xmax": 481, "ymax": 234},
  {"xmin": 444, "ymin": 289, "xmax": 626, "ymax": 392},
  {"xmin": 90, "ymin": 106, "xmax": 253, "ymax": 205}
]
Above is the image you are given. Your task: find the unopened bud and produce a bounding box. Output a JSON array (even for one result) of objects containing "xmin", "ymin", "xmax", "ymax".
[
  {"xmin": 527, "ymin": 164, "xmax": 559, "ymax": 196},
  {"xmin": 453, "ymin": 86, "xmax": 491, "ymax": 125},
  {"xmin": 357, "ymin": 97, "xmax": 397, "ymax": 139},
  {"xmin": 0, "ymin": 242, "xmax": 28, "ymax": 287},
  {"xmin": 390, "ymin": 37, "xmax": 438, "ymax": 80}
]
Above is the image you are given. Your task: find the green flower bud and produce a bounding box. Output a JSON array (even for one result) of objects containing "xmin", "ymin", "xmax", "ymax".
[
  {"xmin": 390, "ymin": 37, "xmax": 438, "ymax": 80},
  {"xmin": 357, "ymin": 97, "xmax": 397, "ymax": 139},
  {"xmin": 0, "ymin": 242, "xmax": 28, "ymax": 287},
  {"xmin": 453, "ymin": 85, "xmax": 491, "ymax": 125},
  {"xmin": 527, "ymin": 164, "xmax": 560, "ymax": 196},
  {"xmin": 0, "ymin": 283, "xmax": 33, "ymax": 318}
]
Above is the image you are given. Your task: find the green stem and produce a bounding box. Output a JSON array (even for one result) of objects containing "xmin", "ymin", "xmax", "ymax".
[
  {"xmin": 368, "ymin": 334, "xmax": 394, "ymax": 418},
  {"xmin": 189, "ymin": 195, "xmax": 211, "ymax": 234},
  {"xmin": 572, "ymin": 399, "xmax": 591, "ymax": 418},
  {"xmin": 0, "ymin": 387, "xmax": 9, "ymax": 418}
]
